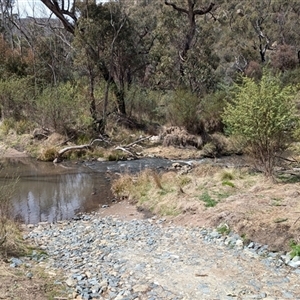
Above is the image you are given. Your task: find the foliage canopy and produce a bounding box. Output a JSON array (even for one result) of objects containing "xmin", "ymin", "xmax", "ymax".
[{"xmin": 223, "ymin": 73, "xmax": 299, "ymax": 176}]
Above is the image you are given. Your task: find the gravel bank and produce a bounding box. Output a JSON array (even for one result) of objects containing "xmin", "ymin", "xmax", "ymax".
[{"xmin": 25, "ymin": 213, "xmax": 300, "ymax": 300}]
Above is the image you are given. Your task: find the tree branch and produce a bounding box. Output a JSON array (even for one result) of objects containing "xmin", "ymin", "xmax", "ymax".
[
  {"xmin": 164, "ymin": 1, "xmax": 188, "ymax": 14},
  {"xmin": 194, "ymin": 3, "xmax": 215, "ymax": 15},
  {"xmin": 41, "ymin": 0, "xmax": 76, "ymax": 34}
]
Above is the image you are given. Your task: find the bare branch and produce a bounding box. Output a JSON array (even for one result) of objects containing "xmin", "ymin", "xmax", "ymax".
[
  {"xmin": 41, "ymin": 0, "xmax": 77, "ymax": 34},
  {"xmin": 194, "ymin": 3, "xmax": 215, "ymax": 15},
  {"xmin": 164, "ymin": 1, "xmax": 188, "ymax": 14}
]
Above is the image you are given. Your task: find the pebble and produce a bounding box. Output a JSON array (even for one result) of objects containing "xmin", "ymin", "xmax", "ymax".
[{"xmin": 24, "ymin": 213, "xmax": 300, "ymax": 300}]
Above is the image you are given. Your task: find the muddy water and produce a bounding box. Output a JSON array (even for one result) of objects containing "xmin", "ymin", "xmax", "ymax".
[
  {"xmin": 1, "ymin": 155, "xmax": 246, "ymax": 224},
  {"xmin": 0, "ymin": 157, "xmax": 175, "ymax": 224}
]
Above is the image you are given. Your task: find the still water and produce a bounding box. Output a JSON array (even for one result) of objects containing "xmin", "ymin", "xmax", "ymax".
[{"xmin": 0, "ymin": 157, "xmax": 174, "ymax": 224}]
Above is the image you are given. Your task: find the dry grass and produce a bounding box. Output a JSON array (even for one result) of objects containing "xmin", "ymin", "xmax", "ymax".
[
  {"xmin": 111, "ymin": 164, "xmax": 300, "ymax": 251},
  {"xmin": 0, "ymin": 219, "xmax": 29, "ymax": 257},
  {"xmin": 0, "ymin": 174, "xmax": 27, "ymax": 258},
  {"xmin": 111, "ymin": 165, "xmax": 254, "ymax": 217},
  {"xmin": 37, "ymin": 147, "xmax": 59, "ymax": 161},
  {"xmin": 0, "ymin": 259, "xmax": 69, "ymax": 300}
]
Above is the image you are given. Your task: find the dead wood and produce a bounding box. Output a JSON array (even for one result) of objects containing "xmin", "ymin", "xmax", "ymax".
[
  {"xmin": 53, "ymin": 144, "xmax": 92, "ymax": 163},
  {"xmin": 114, "ymin": 136, "xmax": 152, "ymax": 159},
  {"xmin": 53, "ymin": 136, "xmax": 151, "ymax": 163},
  {"xmin": 114, "ymin": 146, "xmax": 137, "ymax": 158},
  {"xmin": 125, "ymin": 135, "xmax": 152, "ymax": 148},
  {"xmin": 53, "ymin": 138, "xmax": 109, "ymax": 163}
]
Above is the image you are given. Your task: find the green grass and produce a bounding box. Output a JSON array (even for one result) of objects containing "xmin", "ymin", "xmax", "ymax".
[
  {"xmin": 222, "ymin": 180, "xmax": 235, "ymax": 187},
  {"xmin": 199, "ymin": 191, "xmax": 218, "ymax": 207},
  {"xmin": 220, "ymin": 171, "xmax": 234, "ymax": 181},
  {"xmin": 179, "ymin": 175, "xmax": 192, "ymax": 186},
  {"xmin": 217, "ymin": 224, "xmax": 230, "ymax": 235},
  {"xmin": 271, "ymin": 197, "xmax": 283, "ymax": 206},
  {"xmin": 277, "ymin": 174, "xmax": 300, "ymax": 183},
  {"xmin": 290, "ymin": 240, "xmax": 300, "ymax": 258},
  {"xmin": 215, "ymin": 191, "xmax": 231, "ymax": 200}
]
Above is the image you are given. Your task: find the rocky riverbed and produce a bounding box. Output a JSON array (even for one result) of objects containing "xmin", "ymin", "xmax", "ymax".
[{"xmin": 22, "ymin": 211, "xmax": 300, "ymax": 300}]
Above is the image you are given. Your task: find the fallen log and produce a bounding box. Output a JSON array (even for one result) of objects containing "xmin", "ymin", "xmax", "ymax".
[
  {"xmin": 113, "ymin": 136, "xmax": 152, "ymax": 159},
  {"xmin": 114, "ymin": 146, "xmax": 137, "ymax": 158},
  {"xmin": 53, "ymin": 144, "xmax": 92, "ymax": 163},
  {"xmin": 53, "ymin": 136, "xmax": 151, "ymax": 163},
  {"xmin": 53, "ymin": 139, "xmax": 106, "ymax": 163}
]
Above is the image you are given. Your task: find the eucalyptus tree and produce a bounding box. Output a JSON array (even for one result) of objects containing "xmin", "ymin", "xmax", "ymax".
[
  {"xmin": 40, "ymin": 0, "xmax": 154, "ymax": 133},
  {"xmin": 151, "ymin": 0, "xmax": 219, "ymax": 94},
  {"xmin": 164, "ymin": 0, "xmax": 215, "ymax": 74},
  {"xmin": 0, "ymin": 0, "xmax": 15, "ymax": 43},
  {"xmin": 216, "ymin": 0, "xmax": 300, "ymax": 76}
]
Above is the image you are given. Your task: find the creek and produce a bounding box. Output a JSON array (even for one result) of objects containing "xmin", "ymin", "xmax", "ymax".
[
  {"xmin": 1, "ymin": 155, "xmax": 246, "ymax": 224},
  {"xmin": 0, "ymin": 157, "xmax": 181, "ymax": 224}
]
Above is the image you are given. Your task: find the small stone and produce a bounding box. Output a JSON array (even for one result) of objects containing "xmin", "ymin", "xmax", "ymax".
[
  {"xmin": 132, "ymin": 284, "xmax": 149, "ymax": 293},
  {"xmin": 85, "ymin": 271, "xmax": 92, "ymax": 278},
  {"xmin": 288, "ymin": 261, "xmax": 300, "ymax": 268},
  {"xmin": 291, "ymin": 255, "xmax": 300, "ymax": 262},
  {"xmin": 10, "ymin": 257, "xmax": 23, "ymax": 268},
  {"xmin": 65, "ymin": 278, "xmax": 75, "ymax": 287},
  {"xmin": 235, "ymin": 240, "xmax": 244, "ymax": 249},
  {"xmin": 248, "ymin": 242, "xmax": 254, "ymax": 248}
]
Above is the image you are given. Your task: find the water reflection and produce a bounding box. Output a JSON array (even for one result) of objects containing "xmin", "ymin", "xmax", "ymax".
[
  {"xmin": 0, "ymin": 156, "xmax": 181, "ymax": 224},
  {"xmin": 0, "ymin": 158, "xmax": 113, "ymax": 224}
]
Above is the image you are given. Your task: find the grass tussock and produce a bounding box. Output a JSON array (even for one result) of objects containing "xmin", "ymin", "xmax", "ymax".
[
  {"xmin": 111, "ymin": 166, "xmax": 259, "ymax": 217},
  {"xmin": 37, "ymin": 147, "xmax": 58, "ymax": 161},
  {"xmin": 0, "ymin": 219, "xmax": 29, "ymax": 257},
  {"xmin": 0, "ymin": 177, "xmax": 29, "ymax": 258}
]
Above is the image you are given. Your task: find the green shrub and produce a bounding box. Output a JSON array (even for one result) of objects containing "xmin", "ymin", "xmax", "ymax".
[
  {"xmin": 290, "ymin": 240, "xmax": 300, "ymax": 258},
  {"xmin": 125, "ymin": 86, "xmax": 164, "ymax": 123},
  {"xmin": 36, "ymin": 82, "xmax": 93, "ymax": 135},
  {"xmin": 0, "ymin": 118, "xmax": 15, "ymax": 134},
  {"xmin": 0, "ymin": 77, "xmax": 35, "ymax": 121},
  {"xmin": 223, "ymin": 73, "xmax": 299, "ymax": 177},
  {"xmin": 200, "ymin": 91, "xmax": 228, "ymax": 133},
  {"xmin": 221, "ymin": 171, "xmax": 234, "ymax": 181},
  {"xmin": 166, "ymin": 89, "xmax": 201, "ymax": 133},
  {"xmin": 38, "ymin": 147, "xmax": 58, "ymax": 161}
]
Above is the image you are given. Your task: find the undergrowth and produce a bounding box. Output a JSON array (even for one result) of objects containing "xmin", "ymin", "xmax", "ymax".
[
  {"xmin": 111, "ymin": 166, "xmax": 257, "ymax": 216},
  {"xmin": 290, "ymin": 240, "xmax": 300, "ymax": 258}
]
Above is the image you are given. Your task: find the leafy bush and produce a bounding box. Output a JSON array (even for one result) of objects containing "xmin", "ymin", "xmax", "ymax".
[
  {"xmin": 166, "ymin": 89, "xmax": 202, "ymax": 134},
  {"xmin": 223, "ymin": 73, "xmax": 299, "ymax": 177},
  {"xmin": 200, "ymin": 90, "xmax": 228, "ymax": 133},
  {"xmin": 271, "ymin": 45, "xmax": 298, "ymax": 72},
  {"xmin": 0, "ymin": 77, "xmax": 35, "ymax": 121},
  {"xmin": 125, "ymin": 86, "xmax": 164, "ymax": 123},
  {"xmin": 35, "ymin": 82, "xmax": 93, "ymax": 136}
]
